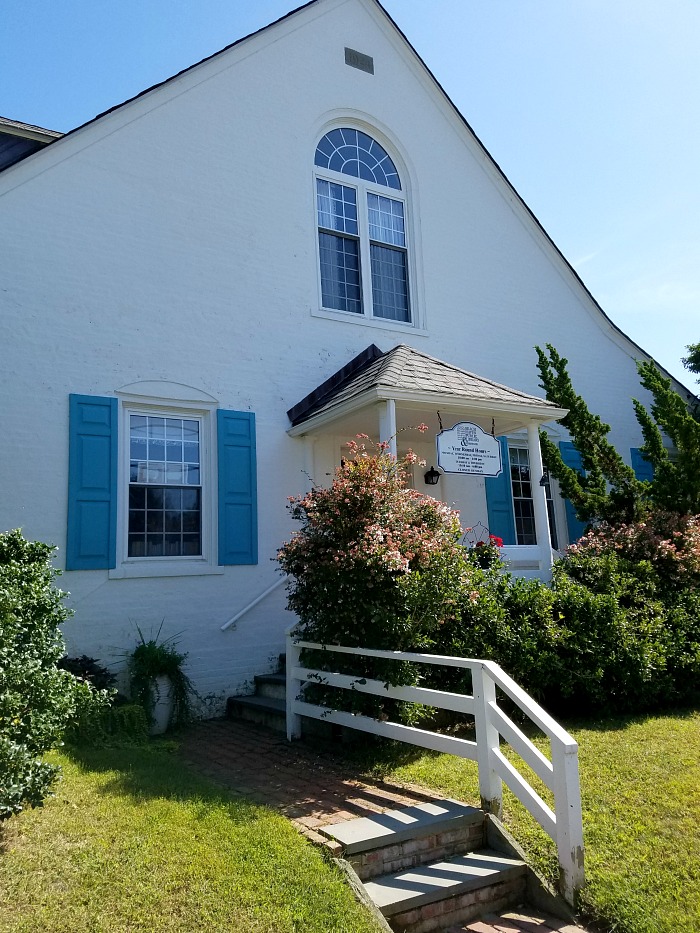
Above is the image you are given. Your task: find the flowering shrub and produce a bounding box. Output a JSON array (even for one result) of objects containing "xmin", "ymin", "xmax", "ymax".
[
  {"xmin": 277, "ymin": 435, "xmax": 479, "ymax": 718},
  {"xmin": 553, "ymin": 512, "xmax": 700, "ymax": 710},
  {"xmin": 278, "ymin": 437, "xmax": 700, "ymax": 719},
  {"xmin": 565, "ymin": 512, "xmax": 700, "ymax": 593}
]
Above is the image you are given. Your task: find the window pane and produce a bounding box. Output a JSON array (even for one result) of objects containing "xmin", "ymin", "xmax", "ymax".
[
  {"xmin": 319, "ymin": 232, "xmax": 362, "ymax": 314},
  {"xmin": 508, "ymin": 448, "xmax": 558, "ymax": 547},
  {"xmin": 130, "ymin": 415, "xmax": 199, "ymax": 487},
  {"xmin": 128, "ymin": 485, "xmax": 201, "ymax": 557},
  {"xmin": 316, "ymin": 180, "xmax": 358, "ymax": 235},
  {"xmin": 370, "ymin": 244, "xmax": 409, "ymax": 322},
  {"xmin": 367, "ymin": 193, "xmax": 405, "ymax": 247},
  {"xmin": 314, "ymin": 129, "xmax": 401, "ymax": 189}
]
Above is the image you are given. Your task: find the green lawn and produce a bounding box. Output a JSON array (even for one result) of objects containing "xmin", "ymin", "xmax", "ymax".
[
  {"xmin": 0, "ymin": 743, "xmax": 380, "ymax": 933},
  {"xmin": 339, "ymin": 707, "xmax": 700, "ymax": 933},
  {"xmin": 1, "ymin": 711, "xmax": 697, "ymax": 933}
]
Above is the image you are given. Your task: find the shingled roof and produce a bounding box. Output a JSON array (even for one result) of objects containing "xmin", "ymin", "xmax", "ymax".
[{"xmin": 288, "ymin": 344, "xmax": 563, "ymax": 428}]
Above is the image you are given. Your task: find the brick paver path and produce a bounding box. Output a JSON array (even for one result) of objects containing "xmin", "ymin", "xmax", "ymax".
[{"xmin": 179, "ymin": 719, "xmax": 590, "ymax": 933}]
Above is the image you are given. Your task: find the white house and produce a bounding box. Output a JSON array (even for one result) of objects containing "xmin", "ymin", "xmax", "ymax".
[{"xmin": 0, "ymin": 0, "xmax": 684, "ymax": 706}]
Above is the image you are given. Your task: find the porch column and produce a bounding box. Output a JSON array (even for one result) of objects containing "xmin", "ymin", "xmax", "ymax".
[
  {"xmin": 379, "ymin": 398, "xmax": 397, "ymax": 458},
  {"xmin": 527, "ymin": 420, "xmax": 554, "ymax": 573},
  {"xmin": 302, "ymin": 435, "xmax": 316, "ymax": 492}
]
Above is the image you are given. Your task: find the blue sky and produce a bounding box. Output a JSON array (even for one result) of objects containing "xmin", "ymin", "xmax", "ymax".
[{"xmin": 2, "ymin": 0, "xmax": 697, "ymax": 387}]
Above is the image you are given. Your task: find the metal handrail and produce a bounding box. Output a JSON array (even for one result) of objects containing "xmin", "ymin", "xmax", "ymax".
[{"xmin": 220, "ymin": 577, "xmax": 286, "ymax": 631}]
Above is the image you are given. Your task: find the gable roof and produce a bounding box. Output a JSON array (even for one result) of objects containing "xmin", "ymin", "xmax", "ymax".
[
  {"xmin": 288, "ymin": 344, "xmax": 565, "ymax": 429},
  {"xmin": 0, "ymin": 0, "xmax": 693, "ymax": 399},
  {"xmin": 0, "ymin": 116, "xmax": 62, "ymax": 172}
]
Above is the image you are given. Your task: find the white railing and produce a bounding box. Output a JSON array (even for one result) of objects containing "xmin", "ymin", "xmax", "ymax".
[{"xmin": 285, "ymin": 630, "xmax": 584, "ymax": 904}]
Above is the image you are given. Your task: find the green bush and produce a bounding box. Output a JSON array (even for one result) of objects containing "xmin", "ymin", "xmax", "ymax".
[
  {"xmin": 278, "ymin": 438, "xmax": 700, "ymax": 721},
  {"xmin": 0, "ymin": 530, "xmax": 109, "ymax": 819},
  {"xmin": 65, "ymin": 702, "xmax": 150, "ymax": 747},
  {"xmin": 278, "ymin": 436, "xmax": 477, "ymax": 719}
]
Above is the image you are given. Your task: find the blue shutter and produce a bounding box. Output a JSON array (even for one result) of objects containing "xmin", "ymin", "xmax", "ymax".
[
  {"xmin": 485, "ymin": 438, "xmax": 516, "ymax": 545},
  {"xmin": 631, "ymin": 447, "xmax": 654, "ymax": 482},
  {"xmin": 559, "ymin": 441, "xmax": 587, "ymax": 544},
  {"xmin": 66, "ymin": 394, "xmax": 118, "ymax": 570},
  {"xmin": 218, "ymin": 410, "xmax": 257, "ymax": 565}
]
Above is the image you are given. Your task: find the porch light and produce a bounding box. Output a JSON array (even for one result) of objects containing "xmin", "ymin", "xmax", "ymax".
[
  {"xmin": 424, "ymin": 466, "xmax": 440, "ymax": 485},
  {"xmin": 539, "ymin": 474, "xmax": 548, "ymax": 487}
]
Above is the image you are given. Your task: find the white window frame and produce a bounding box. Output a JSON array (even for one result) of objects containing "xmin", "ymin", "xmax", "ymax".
[
  {"xmin": 507, "ymin": 442, "xmax": 564, "ymax": 550},
  {"xmin": 312, "ymin": 128, "xmax": 424, "ymax": 333},
  {"xmin": 110, "ymin": 391, "xmax": 222, "ymax": 579}
]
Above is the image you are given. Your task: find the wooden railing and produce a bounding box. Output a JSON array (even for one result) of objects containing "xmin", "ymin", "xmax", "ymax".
[{"xmin": 285, "ymin": 629, "xmax": 584, "ymax": 904}]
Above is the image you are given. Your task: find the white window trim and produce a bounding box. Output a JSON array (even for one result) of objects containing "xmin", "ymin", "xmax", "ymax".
[
  {"xmin": 109, "ymin": 393, "xmax": 222, "ymax": 579},
  {"xmin": 312, "ymin": 161, "xmax": 423, "ymax": 331},
  {"xmin": 507, "ymin": 439, "xmax": 566, "ymax": 551}
]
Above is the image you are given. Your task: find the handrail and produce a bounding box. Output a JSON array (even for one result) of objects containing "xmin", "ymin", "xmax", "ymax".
[
  {"xmin": 220, "ymin": 577, "xmax": 286, "ymax": 631},
  {"xmin": 285, "ymin": 632, "xmax": 584, "ymax": 904}
]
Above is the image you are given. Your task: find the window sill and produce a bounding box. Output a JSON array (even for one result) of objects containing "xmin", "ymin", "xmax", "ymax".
[
  {"xmin": 109, "ymin": 561, "xmax": 225, "ymax": 579},
  {"xmin": 311, "ymin": 306, "xmax": 428, "ymax": 336}
]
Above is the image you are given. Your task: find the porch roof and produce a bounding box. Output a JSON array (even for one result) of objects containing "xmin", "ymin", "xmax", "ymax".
[{"xmin": 287, "ymin": 344, "xmax": 567, "ymax": 436}]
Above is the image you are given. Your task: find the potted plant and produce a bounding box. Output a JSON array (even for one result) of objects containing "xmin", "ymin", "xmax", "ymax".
[{"xmin": 127, "ymin": 625, "xmax": 194, "ymax": 734}]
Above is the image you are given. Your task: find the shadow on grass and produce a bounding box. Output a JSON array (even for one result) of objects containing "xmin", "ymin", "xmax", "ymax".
[
  {"xmin": 62, "ymin": 735, "xmax": 272, "ymax": 824},
  {"xmin": 556, "ymin": 702, "xmax": 700, "ymax": 736}
]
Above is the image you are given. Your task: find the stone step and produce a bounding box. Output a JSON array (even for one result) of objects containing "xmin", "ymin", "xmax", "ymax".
[
  {"xmin": 254, "ymin": 672, "xmax": 286, "ymax": 701},
  {"xmin": 364, "ymin": 849, "xmax": 527, "ymax": 933},
  {"xmin": 226, "ymin": 694, "xmax": 286, "ymax": 731},
  {"xmin": 320, "ymin": 799, "xmax": 485, "ymax": 881}
]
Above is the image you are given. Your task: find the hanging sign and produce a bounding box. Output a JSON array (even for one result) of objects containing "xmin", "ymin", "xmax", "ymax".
[{"xmin": 436, "ymin": 421, "xmax": 502, "ymax": 476}]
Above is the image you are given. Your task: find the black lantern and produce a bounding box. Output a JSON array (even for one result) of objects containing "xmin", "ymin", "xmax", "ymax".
[{"xmin": 424, "ymin": 465, "xmax": 440, "ymax": 485}]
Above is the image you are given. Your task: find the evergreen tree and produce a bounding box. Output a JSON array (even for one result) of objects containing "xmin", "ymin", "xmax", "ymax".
[
  {"xmin": 632, "ymin": 360, "xmax": 700, "ymax": 514},
  {"xmin": 682, "ymin": 341, "xmax": 700, "ymax": 379},
  {"xmin": 535, "ymin": 344, "xmax": 700, "ymax": 528},
  {"xmin": 535, "ymin": 344, "xmax": 646, "ymax": 525}
]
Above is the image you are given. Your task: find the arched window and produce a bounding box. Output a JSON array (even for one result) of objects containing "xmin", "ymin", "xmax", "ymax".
[{"xmin": 314, "ymin": 128, "xmax": 410, "ymax": 323}]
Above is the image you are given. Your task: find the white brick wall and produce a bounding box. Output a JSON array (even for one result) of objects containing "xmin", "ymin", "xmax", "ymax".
[{"xmin": 0, "ymin": 0, "xmax": 674, "ymax": 705}]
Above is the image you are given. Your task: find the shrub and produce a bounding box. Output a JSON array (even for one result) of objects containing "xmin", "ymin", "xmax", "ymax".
[
  {"xmin": 278, "ymin": 438, "xmax": 700, "ymax": 722},
  {"xmin": 65, "ymin": 702, "xmax": 150, "ymax": 747},
  {"xmin": 567, "ymin": 512, "xmax": 700, "ymax": 595},
  {"xmin": 278, "ymin": 436, "xmax": 477, "ymax": 719},
  {"xmin": 58, "ymin": 655, "xmax": 117, "ymax": 692},
  {"xmin": 0, "ymin": 530, "xmax": 109, "ymax": 819}
]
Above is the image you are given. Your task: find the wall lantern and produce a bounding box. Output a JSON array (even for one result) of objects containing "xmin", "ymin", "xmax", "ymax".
[{"xmin": 424, "ymin": 466, "xmax": 441, "ymax": 486}]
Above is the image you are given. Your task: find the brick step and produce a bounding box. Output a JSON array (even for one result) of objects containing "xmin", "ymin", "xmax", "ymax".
[
  {"xmin": 226, "ymin": 694, "xmax": 286, "ymax": 731},
  {"xmin": 254, "ymin": 672, "xmax": 286, "ymax": 701},
  {"xmin": 320, "ymin": 799, "xmax": 485, "ymax": 880},
  {"xmin": 365, "ymin": 849, "xmax": 527, "ymax": 933}
]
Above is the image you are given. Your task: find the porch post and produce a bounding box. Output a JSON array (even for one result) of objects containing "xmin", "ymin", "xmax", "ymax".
[
  {"xmin": 379, "ymin": 398, "xmax": 397, "ymax": 458},
  {"xmin": 302, "ymin": 435, "xmax": 316, "ymax": 491},
  {"xmin": 527, "ymin": 420, "xmax": 554, "ymax": 573}
]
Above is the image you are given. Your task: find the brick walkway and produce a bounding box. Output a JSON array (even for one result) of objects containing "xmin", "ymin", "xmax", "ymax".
[{"xmin": 179, "ymin": 719, "xmax": 590, "ymax": 933}]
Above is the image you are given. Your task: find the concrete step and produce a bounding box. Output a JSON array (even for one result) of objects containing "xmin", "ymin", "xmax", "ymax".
[
  {"xmin": 364, "ymin": 849, "xmax": 527, "ymax": 933},
  {"xmin": 226, "ymin": 694, "xmax": 286, "ymax": 731},
  {"xmin": 320, "ymin": 799, "xmax": 485, "ymax": 881},
  {"xmin": 254, "ymin": 672, "xmax": 286, "ymax": 701}
]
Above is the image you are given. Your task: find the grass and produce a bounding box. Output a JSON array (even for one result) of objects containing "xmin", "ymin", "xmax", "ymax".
[
  {"xmin": 337, "ymin": 706, "xmax": 700, "ymax": 933},
  {"xmin": 1, "ymin": 711, "xmax": 696, "ymax": 933},
  {"xmin": 0, "ymin": 742, "xmax": 380, "ymax": 933}
]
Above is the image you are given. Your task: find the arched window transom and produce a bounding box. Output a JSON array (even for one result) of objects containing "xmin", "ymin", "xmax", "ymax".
[
  {"xmin": 314, "ymin": 128, "xmax": 401, "ymax": 190},
  {"xmin": 314, "ymin": 127, "xmax": 410, "ymax": 324}
]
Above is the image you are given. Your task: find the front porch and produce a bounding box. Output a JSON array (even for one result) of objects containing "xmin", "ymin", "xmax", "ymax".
[{"xmin": 287, "ymin": 344, "xmax": 568, "ymax": 579}]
